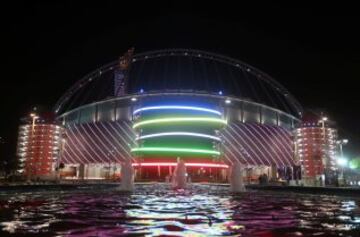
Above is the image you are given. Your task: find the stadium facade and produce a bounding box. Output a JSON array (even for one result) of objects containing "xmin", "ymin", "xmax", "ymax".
[
  {"xmin": 53, "ymin": 49, "xmax": 303, "ymax": 182},
  {"xmin": 19, "ymin": 49, "xmax": 317, "ymax": 182}
]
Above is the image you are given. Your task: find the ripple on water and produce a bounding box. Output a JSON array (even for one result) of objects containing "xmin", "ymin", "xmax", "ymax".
[{"xmin": 0, "ymin": 184, "xmax": 359, "ymax": 236}]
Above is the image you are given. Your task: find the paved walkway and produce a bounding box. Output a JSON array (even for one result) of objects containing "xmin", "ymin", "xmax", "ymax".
[
  {"xmin": 247, "ymin": 184, "xmax": 360, "ymax": 197},
  {"xmin": 1, "ymin": 182, "xmax": 360, "ymax": 197}
]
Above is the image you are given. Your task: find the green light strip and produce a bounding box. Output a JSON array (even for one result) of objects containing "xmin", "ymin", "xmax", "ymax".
[
  {"xmin": 132, "ymin": 117, "xmax": 227, "ymax": 129},
  {"xmin": 131, "ymin": 147, "xmax": 221, "ymax": 155}
]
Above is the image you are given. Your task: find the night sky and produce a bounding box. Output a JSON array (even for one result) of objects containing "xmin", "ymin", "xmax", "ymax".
[{"xmin": 2, "ymin": 2, "xmax": 360, "ymax": 159}]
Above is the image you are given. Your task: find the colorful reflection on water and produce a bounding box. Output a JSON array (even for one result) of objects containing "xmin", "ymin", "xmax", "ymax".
[{"xmin": 0, "ymin": 184, "xmax": 360, "ymax": 236}]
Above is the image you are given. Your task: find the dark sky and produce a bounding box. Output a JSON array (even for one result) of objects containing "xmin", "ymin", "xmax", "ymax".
[{"xmin": 2, "ymin": 2, "xmax": 360, "ymax": 159}]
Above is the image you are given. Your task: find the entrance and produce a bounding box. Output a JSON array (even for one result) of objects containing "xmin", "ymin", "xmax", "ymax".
[{"xmin": 134, "ymin": 163, "xmax": 228, "ymax": 183}]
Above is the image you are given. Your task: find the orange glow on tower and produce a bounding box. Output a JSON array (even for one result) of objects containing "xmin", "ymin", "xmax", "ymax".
[
  {"xmin": 294, "ymin": 118, "xmax": 338, "ymax": 178},
  {"xmin": 17, "ymin": 115, "xmax": 64, "ymax": 179}
]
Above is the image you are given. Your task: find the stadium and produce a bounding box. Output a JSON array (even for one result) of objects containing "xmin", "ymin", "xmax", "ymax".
[{"xmin": 54, "ymin": 49, "xmax": 302, "ymax": 182}]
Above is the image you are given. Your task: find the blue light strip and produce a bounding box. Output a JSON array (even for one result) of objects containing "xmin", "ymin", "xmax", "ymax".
[
  {"xmin": 135, "ymin": 132, "xmax": 221, "ymax": 141},
  {"xmin": 133, "ymin": 105, "xmax": 222, "ymax": 116}
]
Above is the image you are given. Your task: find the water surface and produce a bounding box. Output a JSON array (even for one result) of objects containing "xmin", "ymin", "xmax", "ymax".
[{"xmin": 0, "ymin": 184, "xmax": 359, "ymax": 236}]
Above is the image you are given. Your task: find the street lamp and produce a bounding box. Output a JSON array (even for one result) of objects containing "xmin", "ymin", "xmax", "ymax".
[
  {"xmin": 337, "ymin": 139, "xmax": 348, "ymax": 158},
  {"xmin": 337, "ymin": 157, "xmax": 348, "ymax": 183},
  {"xmin": 28, "ymin": 113, "xmax": 39, "ymax": 181},
  {"xmin": 336, "ymin": 139, "xmax": 349, "ymax": 184},
  {"xmin": 30, "ymin": 113, "xmax": 39, "ymax": 132},
  {"xmin": 318, "ymin": 117, "xmax": 328, "ymax": 182},
  {"xmin": 337, "ymin": 157, "xmax": 348, "ymax": 166},
  {"xmin": 318, "ymin": 117, "xmax": 328, "ymax": 139}
]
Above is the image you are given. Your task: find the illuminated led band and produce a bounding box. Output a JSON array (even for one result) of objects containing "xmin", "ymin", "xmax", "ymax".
[
  {"xmin": 133, "ymin": 117, "xmax": 227, "ymax": 129},
  {"xmin": 132, "ymin": 162, "xmax": 229, "ymax": 168},
  {"xmin": 133, "ymin": 105, "xmax": 222, "ymax": 116},
  {"xmin": 135, "ymin": 132, "xmax": 221, "ymax": 141},
  {"xmin": 131, "ymin": 147, "xmax": 220, "ymax": 155}
]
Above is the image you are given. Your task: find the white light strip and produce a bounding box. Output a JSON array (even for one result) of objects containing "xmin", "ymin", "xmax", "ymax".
[
  {"xmin": 132, "ymin": 162, "xmax": 229, "ymax": 168},
  {"xmin": 133, "ymin": 106, "xmax": 221, "ymax": 116},
  {"xmin": 135, "ymin": 132, "xmax": 221, "ymax": 141}
]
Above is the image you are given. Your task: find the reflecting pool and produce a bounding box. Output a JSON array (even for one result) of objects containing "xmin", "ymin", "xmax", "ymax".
[{"xmin": 0, "ymin": 184, "xmax": 360, "ymax": 236}]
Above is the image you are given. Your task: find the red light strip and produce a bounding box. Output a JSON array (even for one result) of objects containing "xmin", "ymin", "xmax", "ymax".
[{"xmin": 132, "ymin": 162, "xmax": 229, "ymax": 168}]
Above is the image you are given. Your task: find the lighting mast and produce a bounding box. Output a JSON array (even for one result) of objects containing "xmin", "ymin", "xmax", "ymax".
[{"xmin": 114, "ymin": 48, "xmax": 135, "ymax": 96}]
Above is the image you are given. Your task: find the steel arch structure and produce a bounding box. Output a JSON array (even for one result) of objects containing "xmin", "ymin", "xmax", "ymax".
[{"xmin": 54, "ymin": 49, "xmax": 302, "ymax": 117}]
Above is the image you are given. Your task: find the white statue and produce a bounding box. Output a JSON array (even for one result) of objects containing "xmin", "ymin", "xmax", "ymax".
[
  {"xmin": 119, "ymin": 159, "xmax": 134, "ymax": 192},
  {"xmin": 172, "ymin": 159, "xmax": 187, "ymax": 189},
  {"xmin": 230, "ymin": 161, "xmax": 246, "ymax": 193}
]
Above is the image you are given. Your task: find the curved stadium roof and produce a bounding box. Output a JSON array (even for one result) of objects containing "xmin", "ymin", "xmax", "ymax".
[{"xmin": 54, "ymin": 49, "xmax": 302, "ymax": 117}]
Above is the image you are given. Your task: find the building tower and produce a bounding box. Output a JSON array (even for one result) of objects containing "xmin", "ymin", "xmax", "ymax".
[
  {"xmin": 294, "ymin": 113, "xmax": 338, "ymax": 186},
  {"xmin": 17, "ymin": 112, "xmax": 64, "ymax": 180}
]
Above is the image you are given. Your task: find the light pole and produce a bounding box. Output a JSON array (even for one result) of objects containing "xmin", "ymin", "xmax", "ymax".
[
  {"xmin": 318, "ymin": 117, "xmax": 328, "ymax": 185},
  {"xmin": 29, "ymin": 113, "xmax": 39, "ymax": 181},
  {"xmin": 337, "ymin": 139, "xmax": 348, "ymax": 158},
  {"xmin": 336, "ymin": 139, "xmax": 348, "ymax": 185},
  {"xmin": 30, "ymin": 113, "xmax": 39, "ymax": 132}
]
